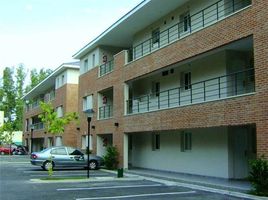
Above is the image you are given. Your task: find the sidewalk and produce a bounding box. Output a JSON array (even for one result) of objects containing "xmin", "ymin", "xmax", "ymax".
[{"xmin": 125, "ymin": 168, "xmax": 251, "ymax": 192}]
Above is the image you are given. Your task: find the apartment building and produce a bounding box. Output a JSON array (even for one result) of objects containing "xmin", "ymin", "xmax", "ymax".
[
  {"xmin": 22, "ymin": 62, "xmax": 79, "ymax": 152},
  {"xmin": 74, "ymin": 0, "xmax": 267, "ymax": 179}
]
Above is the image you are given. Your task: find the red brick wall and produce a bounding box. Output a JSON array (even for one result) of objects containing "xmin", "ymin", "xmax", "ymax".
[{"xmin": 78, "ymin": 1, "xmax": 268, "ymax": 165}]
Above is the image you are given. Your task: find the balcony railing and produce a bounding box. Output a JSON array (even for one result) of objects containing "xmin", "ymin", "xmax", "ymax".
[
  {"xmin": 99, "ymin": 105, "xmax": 113, "ymax": 119},
  {"xmin": 99, "ymin": 60, "xmax": 114, "ymax": 77},
  {"xmin": 32, "ymin": 122, "xmax": 44, "ymax": 130},
  {"xmin": 127, "ymin": 68, "xmax": 255, "ymax": 114},
  {"xmin": 128, "ymin": 0, "xmax": 251, "ymax": 62}
]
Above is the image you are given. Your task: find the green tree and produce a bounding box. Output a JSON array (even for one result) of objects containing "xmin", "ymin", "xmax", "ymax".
[
  {"xmin": 0, "ymin": 122, "xmax": 15, "ymax": 154},
  {"xmin": 38, "ymin": 102, "xmax": 78, "ymax": 135},
  {"xmin": 1, "ymin": 67, "xmax": 16, "ymax": 122},
  {"xmin": 25, "ymin": 68, "xmax": 52, "ymax": 93},
  {"xmin": 14, "ymin": 64, "xmax": 26, "ymax": 130}
]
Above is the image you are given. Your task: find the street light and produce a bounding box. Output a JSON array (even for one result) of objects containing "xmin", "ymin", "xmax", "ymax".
[
  {"xmin": 30, "ymin": 124, "xmax": 34, "ymax": 153},
  {"xmin": 83, "ymin": 109, "xmax": 94, "ymax": 179}
]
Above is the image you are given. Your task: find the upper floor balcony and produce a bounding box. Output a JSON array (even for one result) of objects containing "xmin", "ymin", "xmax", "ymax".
[
  {"xmin": 126, "ymin": 68, "xmax": 254, "ymax": 115},
  {"xmin": 98, "ymin": 88, "xmax": 113, "ymax": 120},
  {"xmin": 125, "ymin": 37, "xmax": 254, "ymax": 115},
  {"xmin": 127, "ymin": 0, "xmax": 251, "ymax": 63},
  {"xmin": 99, "ymin": 60, "xmax": 114, "ymax": 77}
]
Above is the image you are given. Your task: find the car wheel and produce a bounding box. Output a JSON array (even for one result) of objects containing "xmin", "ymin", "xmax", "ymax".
[
  {"xmin": 0, "ymin": 151, "xmax": 5, "ymax": 155},
  {"xmin": 43, "ymin": 161, "xmax": 54, "ymax": 171},
  {"xmin": 89, "ymin": 160, "xmax": 98, "ymax": 170}
]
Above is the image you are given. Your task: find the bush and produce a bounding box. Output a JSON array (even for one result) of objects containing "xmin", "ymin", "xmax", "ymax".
[
  {"xmin": 103, "ymin": 146, "xmax": 119, "ymax": 170},
  {"xmin": 249, "ymin": 156, "xmax": 268, "ymax": 196}
]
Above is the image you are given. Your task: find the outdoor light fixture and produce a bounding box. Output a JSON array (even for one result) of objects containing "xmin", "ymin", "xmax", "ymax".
[
  {"xmin": 91, "ymin": 125, "xmax": 95, "ymax": 129},
  {"xmin": 83, "ymin": 108, "xmax": 94, "ymax": 179},
  {"xmin": 114, "ymin": 122, "xmax": 119, "ymax": 127},
  {"xmin": 76, "ymin": 127, "xmax": 80, "ymax": 131}
]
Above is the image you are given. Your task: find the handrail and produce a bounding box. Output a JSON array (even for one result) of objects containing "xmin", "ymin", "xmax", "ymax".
[
  {"xmin": 99, "ymin": 105, "xmax": 113, "ymax": 119},
  {"xmin": 128, "ymin": 0, "xmax": 251, "ymax": 62},
  {"xmin": 99, "ymin": 60, "xmax": 114, "ymax": 77},
  {"xmin": 126, "ymin": 68, "xmax": 255, "ymax": 114}
]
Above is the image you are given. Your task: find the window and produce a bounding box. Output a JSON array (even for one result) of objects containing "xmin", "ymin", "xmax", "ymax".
[
  {"xmin": 152, "ymin": 133, "xmax": 160, "ymax": 151},
  {"xmin": 84, "ymin": 59, "xmax": 88, "ymax": 72},
  {"xmin": 51, "ymin": 147, "xmax": 67, "ymax": 155},
  {"xmin": 26, "ymin": 119, "xmax": 29, "ymax": 131},
  {"xmin": 181, "ymin": 72, "xmax": 192, "ymax": 90},
  {"xmin": 181, "ymin": 132, "xmax": 192, "ymax": 152},
  {"xmin": 83, "ymin": 95, "xmax": 93, "ymax": 111},
  {"xmin": 92, "ymin": 54, "xmax": 95, "ymax": 67},
  {"xmin": 152, "ymin": 28, "xmax": 160, "ymax": 46},
  {"xmin": 56, "ymin": 106, "xmax": 63, "ymax": 118},
  {"xmin": 55, "ymin": 136, "xmax": 62, "ymax": 146},
  {"xmin": 81, "ymin": 135, "xmax": 92, "ymax": 150},
  {"xmin": 67, "ymin": 147, "xmax": 83, "ymax": 156},
  {"xmin": 180, "ymin": 12, "xmax": 191, "ymax": 32},
  {"xmin": 61, "ymin": 74, "xmax": 65, "ymax": 85},
  {"xmin": 152, "ymin": 82, "xmax": 160, "ymax": 96}
]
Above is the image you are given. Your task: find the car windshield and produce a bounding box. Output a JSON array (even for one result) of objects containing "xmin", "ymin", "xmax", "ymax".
[{"xmin": 40, "ymin": 148, "xmax": 51, "ymax": 153}]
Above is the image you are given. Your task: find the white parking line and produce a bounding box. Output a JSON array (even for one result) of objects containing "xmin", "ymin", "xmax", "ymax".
[
  {"xmin": 31, "ymin": 174, "xmax": 87, "ymax": 177},
  {"xmin": 76, "ymin": 191, "xmax": 196, "ymax": 200},
  {"xmin": 58, "ymin": 184, "xmax": 162, "ymax": 191}
]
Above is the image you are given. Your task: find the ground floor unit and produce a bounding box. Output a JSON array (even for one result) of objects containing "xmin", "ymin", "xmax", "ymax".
[{"xmin": 95, "ymin": 124, "xmax": 256, "ymax": 179}]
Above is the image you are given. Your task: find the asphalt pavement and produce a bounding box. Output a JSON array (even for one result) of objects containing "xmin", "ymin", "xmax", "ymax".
[{"xmin": 0, "ymin": 155, "xmax": 264, "ymax": 200}]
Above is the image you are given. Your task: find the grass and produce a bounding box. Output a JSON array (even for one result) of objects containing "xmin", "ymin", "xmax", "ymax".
[{"xmin": 41, "ymin": 176, "xmax": 88, "ymax": 181}]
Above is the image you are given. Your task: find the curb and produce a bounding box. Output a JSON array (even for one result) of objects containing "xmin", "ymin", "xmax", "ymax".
[
  {"xmin": 29, "ymin": 176, "xmax": 143, "ymax": 184},
  {"xmin": 101, "ymin": 169, "xmax": 267, "ymax": 200}
]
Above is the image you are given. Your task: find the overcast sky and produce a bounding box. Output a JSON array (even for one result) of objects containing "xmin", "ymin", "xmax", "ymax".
[{"xmin": 0, "ymin": 0, "xmax": 143, "ymax": 73}]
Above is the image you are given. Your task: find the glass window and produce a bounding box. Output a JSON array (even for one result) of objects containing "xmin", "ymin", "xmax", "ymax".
[
  {"xmin": 181, "ymin": 132, "xmax": 192, "ymax": 152},
  {"xmin": 51, "ymin": 147, "xmax": 67, "ymax": 155},
  {"xmin": 83, "ymin": 95, "xmax": 93, "ymax": 111},
  {"xmin": 152, "ymin": 133, "xmax": 160, "ymax": 151},
  {"xmin": 152, "ymin": 28, "xmax": 160, "ymax": 45},
  {"xmin": 67, "ymin": 147, "xmax": 83, "ymax": 155},
  {"xmin": 84, "ymin": 59, "xmax": 88, "ymax": 72}
]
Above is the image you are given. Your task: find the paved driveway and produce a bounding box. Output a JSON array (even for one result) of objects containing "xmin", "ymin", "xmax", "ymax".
[{"xmin": 0, "ymin": 156, "xmax": 254, "ymax": 200}]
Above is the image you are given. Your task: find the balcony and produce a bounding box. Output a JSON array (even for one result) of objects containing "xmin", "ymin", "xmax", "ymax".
[
  {"xmin": 126, "ymin": 68, "xmax": 254, "ymax": 114},
  {"xmin": 99, "ymin": 105, "xmax": 113, "ymax": 120},
  {"xmin": 128, "ymin": 0, "xmax": 251, "ymax": 62},
  {"xmin": 99, "ymin": 60, "xmax": 114, "ymax": 77},
  {"xmin": 32, "ymin": 122, "xmax": 44, "ymax": 131}
]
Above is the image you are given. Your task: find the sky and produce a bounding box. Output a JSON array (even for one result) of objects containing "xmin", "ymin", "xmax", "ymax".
[{"xmin": 0, "ymin": 0, "xmax": 143, "ymax": 73}]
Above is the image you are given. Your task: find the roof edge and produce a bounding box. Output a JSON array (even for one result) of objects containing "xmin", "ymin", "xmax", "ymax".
[{"xmin": 72, "ymin": 0, "xmax": 149, "ymax": 59}]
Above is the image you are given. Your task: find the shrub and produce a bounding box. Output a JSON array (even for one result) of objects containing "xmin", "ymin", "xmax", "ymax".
[
  {"xmin": 103, "ymin": 146, "xmax": 119, "ymax": 170},
  {"xmin": 249, "ymin": 156, "xmax": 268, "ymax": 196}
]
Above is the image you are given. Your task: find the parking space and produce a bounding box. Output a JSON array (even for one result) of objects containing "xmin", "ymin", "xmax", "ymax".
[{"xmin": 0, "ymin": 156, "xmax": 254, "ymax": 200}]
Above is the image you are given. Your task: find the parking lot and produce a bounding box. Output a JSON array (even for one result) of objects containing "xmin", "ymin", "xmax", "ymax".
[{"xmin": 0, "ymin": 156, "xmax": 254, "ymax": 200}]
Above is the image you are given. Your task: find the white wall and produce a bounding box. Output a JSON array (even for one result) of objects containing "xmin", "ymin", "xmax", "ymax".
[
  {"xmin": 133, "ymin": 0, "xmax": 222, "ymax": 51},
  {"xmin": 80, "ymin": 48, "xmax": 100, "ymax": 74},
  {"xmin": 130, "ymin": 127, "xmax": 230, "ymax": 178},
  {"xmin": 130, "ymin": 51, "xmax": 227, "ymax": 113}
]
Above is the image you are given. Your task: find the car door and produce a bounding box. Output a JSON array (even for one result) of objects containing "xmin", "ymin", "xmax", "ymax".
[
  {"xmin": 50, "ymin": 147, "xmax": 68, "ymax": 166},
  {"xmin": 66, "ymin": 147, "xmax": 86, "ymax": 167}
]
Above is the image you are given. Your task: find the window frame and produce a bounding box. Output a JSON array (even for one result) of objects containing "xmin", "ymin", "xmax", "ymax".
[
  {"xmin": 181, "ymin": 132, "xmax": 192, "ymax": 152},
  {"xmin": 152, "ymin": 133, "xmax": 160, "ymax": 151}
]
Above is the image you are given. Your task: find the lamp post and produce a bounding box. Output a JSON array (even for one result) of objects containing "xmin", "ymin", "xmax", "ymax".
[
  {"xmin": 83, "ymin": 109, "xmax": 94, "ymax": 179},
  {"xmin": 30, "ymin": 124, "xmax": 34, "ymax": 153}
]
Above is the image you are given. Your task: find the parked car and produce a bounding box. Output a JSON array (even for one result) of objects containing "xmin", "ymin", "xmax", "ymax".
[
  {"xmin": 0, "ymin": 144, "xmax": 17, "ymax": 155},
  {"xmin": 30, "ymin": 146, "xmax": 103, "ymax": 171},
  {"xmin": 13, "ymin": 145, "xmax": 28, "ymax": 155}
]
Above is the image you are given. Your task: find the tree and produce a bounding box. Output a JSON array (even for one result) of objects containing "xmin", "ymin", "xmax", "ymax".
[
  {"xmin": 25, "ymin": 68, "xmax": 52, "ymax": 93},
  {"xmin": 0, "ymin": 122, "xmax": 15, "ymax": 154},
  {"xmin": 1, "ymin": 67, "xmax": 16, "ymax": 122},
  {"xmin": 14, "ymin": 64, "xmax": 26, "ymax": 130},
  {"xmin": 38, "ymin": 102, "xmax": 78, "ymax": 135}
]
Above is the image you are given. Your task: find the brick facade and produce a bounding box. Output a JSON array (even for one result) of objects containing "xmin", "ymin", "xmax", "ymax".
[
  {"xmin": 23, "ymin": 83, "xmax": 79, "ymax": 149},
  {"xmin": 78, "ymin": 1, "xmax": 268, "ymax": 167}
]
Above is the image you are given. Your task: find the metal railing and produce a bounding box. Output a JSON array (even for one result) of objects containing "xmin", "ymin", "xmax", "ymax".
[
  {"xmin": 128, "ymin": 0, "xmax": 251, "ymax": 62},
  {"xmin": 127, "ymin": 68, "xmax": 255, "ymax": 114},
  {"xmin": 32, "ymin": 122, "xmax": 44, "ymax": 130},
  {"xmin": 99, "ymin": 105, "xmax": 113, "ymax": 119},
  {"xmin": 99, "ymin": 60, "xmax": 114, "ymax": 77}
]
